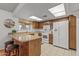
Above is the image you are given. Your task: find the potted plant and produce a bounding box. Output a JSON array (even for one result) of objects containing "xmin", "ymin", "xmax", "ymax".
[{"xmin": 12, "ymin": 29, "xmax": 16, "ymax": 34}]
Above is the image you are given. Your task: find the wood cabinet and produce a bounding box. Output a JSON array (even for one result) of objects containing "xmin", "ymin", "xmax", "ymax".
[
  {"xmin": 32, "ymin": 22, "xmax": 43, "ymax": 29},
  {"xmin": 29, "ymin": 39, "xmax": 41, "ymax": 56},
  {"xmin": 32, "ymin": 22, "xmax": 39, "ymax": 29},
  {"xmin": 38, "ymin": 22, "xmax": 43, "ymax": 29},
  {"xmin": 69, "ymin": 15, "xmax": 76, "ymax": 49},
  {"xmin": 13, "ymin": 38, "xmax": 42, "ymax": 56}
]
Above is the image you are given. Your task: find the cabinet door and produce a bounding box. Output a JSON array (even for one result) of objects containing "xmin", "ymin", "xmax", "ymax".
[
  {"xmin": 32, "ymin": 22, "xmax": 38, "ymax": 29},
  {"xmin": 38, "ymin": 22, "xmax": 43, "ymax": 29}
]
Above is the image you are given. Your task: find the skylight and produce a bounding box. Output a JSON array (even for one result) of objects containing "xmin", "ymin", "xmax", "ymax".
[
  {"xmin": 48, "ymin": 4, "xmax": 66, "ymax": 17},
  {"xmin": 29, "ymin": 16, "xmax": 42, "ymax": 21}
]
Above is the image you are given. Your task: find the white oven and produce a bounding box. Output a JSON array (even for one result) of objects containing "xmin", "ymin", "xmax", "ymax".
[
  {"xmin": 42, "ymin": 25, "xmax": 50, "ymax": 43},
  {"xmin": 42, "ymin": 33, "xmax": 49, "ymax": 43}
]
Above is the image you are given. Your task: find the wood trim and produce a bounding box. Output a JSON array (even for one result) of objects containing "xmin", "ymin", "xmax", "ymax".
[{"xmin": 49, "ymin": 17, "xmax": 69, "ymax": 23}]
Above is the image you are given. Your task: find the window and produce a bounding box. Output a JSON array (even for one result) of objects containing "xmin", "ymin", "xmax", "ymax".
[{"xmin": 18, "ymin": 24, "xmax": 32, "ymax": 32}]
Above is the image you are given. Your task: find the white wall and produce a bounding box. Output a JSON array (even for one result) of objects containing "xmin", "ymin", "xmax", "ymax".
[
  {"xmin": 76, "ymin": 17, "xmax": 79, "ymax": 55},
  {"xmin": 0, "ymin": 9, "xmax": 18, "ymax": 49}
]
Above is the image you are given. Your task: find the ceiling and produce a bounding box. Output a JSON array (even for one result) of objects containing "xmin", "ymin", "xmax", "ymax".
[
  {"xmin": 0, "ymin": 3, "xmax": 79, "ymax": 21},
  {"xmin": 0, "ymin": 3, "xmax": 19, "ymax": 12},
  {"xmin": 13, "ymin": 3, "xmax": 61, "ymax": 21}
]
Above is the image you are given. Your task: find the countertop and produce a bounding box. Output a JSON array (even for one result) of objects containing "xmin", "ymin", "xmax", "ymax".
[{"xmin": 11, "ymin": 33, "xmax": 41, "ymax": 42}]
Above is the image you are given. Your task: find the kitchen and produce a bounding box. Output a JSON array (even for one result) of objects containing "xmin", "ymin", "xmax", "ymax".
[{"xmin": 0, "ymin": 3, "xmax": 78, "ymax": 56}]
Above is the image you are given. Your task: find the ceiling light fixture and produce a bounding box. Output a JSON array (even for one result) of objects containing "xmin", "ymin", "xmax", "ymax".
[
  {"xmin": 29, "ymin": 16, "xmax": 42, "ymax": 21},
  {"xmin": 48, "ymin": 4, "xmax": 66, "ymax": 17}
]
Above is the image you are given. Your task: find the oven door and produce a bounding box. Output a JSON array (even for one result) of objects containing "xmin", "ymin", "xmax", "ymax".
[{"xmin": 42, "ymin": 34, "xmax": 49, "ymax": 43}]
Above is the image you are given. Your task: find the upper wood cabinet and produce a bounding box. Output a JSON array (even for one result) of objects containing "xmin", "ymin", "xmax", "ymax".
[
  {"xmin": 32, "ymin": 22, "xmax": 43, "ymax": 29},
  {"xmin": 38, "ymin": 22, "xmax": 43, "ymax": 29},
  {"xmin": 32, "ymin": 22, "xmax": 39, "ymax": 29}
]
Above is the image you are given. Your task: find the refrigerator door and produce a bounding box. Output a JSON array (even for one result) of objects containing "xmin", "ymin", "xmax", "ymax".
[
  {"xmin": 53, "ymin": 22, "xmax": 59, "ymax": 46},
  {"xmin": 53, "ymin": 20, "xmax": 69, "ymax": 49},
  {"xmin": 59, "ymin": 20, "xmax": 69, "ymax": 49}
]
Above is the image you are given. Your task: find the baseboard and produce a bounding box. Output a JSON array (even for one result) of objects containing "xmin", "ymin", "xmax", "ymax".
[
  {"xmin": 53, "ymin": 45, "xmax": 69, "ymax": 50},
  {"xmin": 69, "ymin": 48, "xmax": 76, "ymax": 50}
]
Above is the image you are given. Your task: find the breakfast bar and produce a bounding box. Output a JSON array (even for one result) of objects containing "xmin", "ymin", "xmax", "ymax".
[{"xmin": 11, "ymin": 33, "xmax": 42, "ymax": 56}]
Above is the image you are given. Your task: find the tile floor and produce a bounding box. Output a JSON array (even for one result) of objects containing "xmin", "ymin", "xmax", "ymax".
[
  {"xmin": 0, "ymin": 50, "xmax": 5, "ymax": 56},
  {"xmin": 41, "ymin": 43, "xmax": 76, "ymax": 56},
  {"xmin": 0, "ymin": 43, "xmax": 76, "ymax": 56}
]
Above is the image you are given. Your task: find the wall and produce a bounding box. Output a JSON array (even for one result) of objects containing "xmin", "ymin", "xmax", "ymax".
[
  {"xmin": 0, "ymin": 9, "xmax": 18, "ymax": 49},
  {"xmin": 76, "ymin": 17, "xmax": 79, "ymax": 55}
]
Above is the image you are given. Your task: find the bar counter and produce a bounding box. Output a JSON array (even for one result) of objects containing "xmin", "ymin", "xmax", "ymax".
[{"xmin": 11, "ymin": 33, "xmax": 42, "ymax": 56}]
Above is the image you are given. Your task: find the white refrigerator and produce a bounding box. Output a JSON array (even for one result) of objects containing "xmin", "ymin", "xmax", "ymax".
[{"xmin": 53, "ymin": 20, "xmax": 69, "ymax": 49}]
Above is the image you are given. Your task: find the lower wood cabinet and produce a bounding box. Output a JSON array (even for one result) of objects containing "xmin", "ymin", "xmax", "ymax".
[{"xmin": 13, "ymin": 38, "xmax": 42, "ymax": 56}]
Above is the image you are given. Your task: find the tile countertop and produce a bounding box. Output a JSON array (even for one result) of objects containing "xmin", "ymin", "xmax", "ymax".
[{"xmin": 10, "ymin": 33, "xmax": 41, "ymax": 42}]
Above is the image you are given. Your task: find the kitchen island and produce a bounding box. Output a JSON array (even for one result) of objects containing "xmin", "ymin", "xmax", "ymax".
[{"xmin": 11, "ymin": 33, "xmax": 42, "ymax": 56}]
